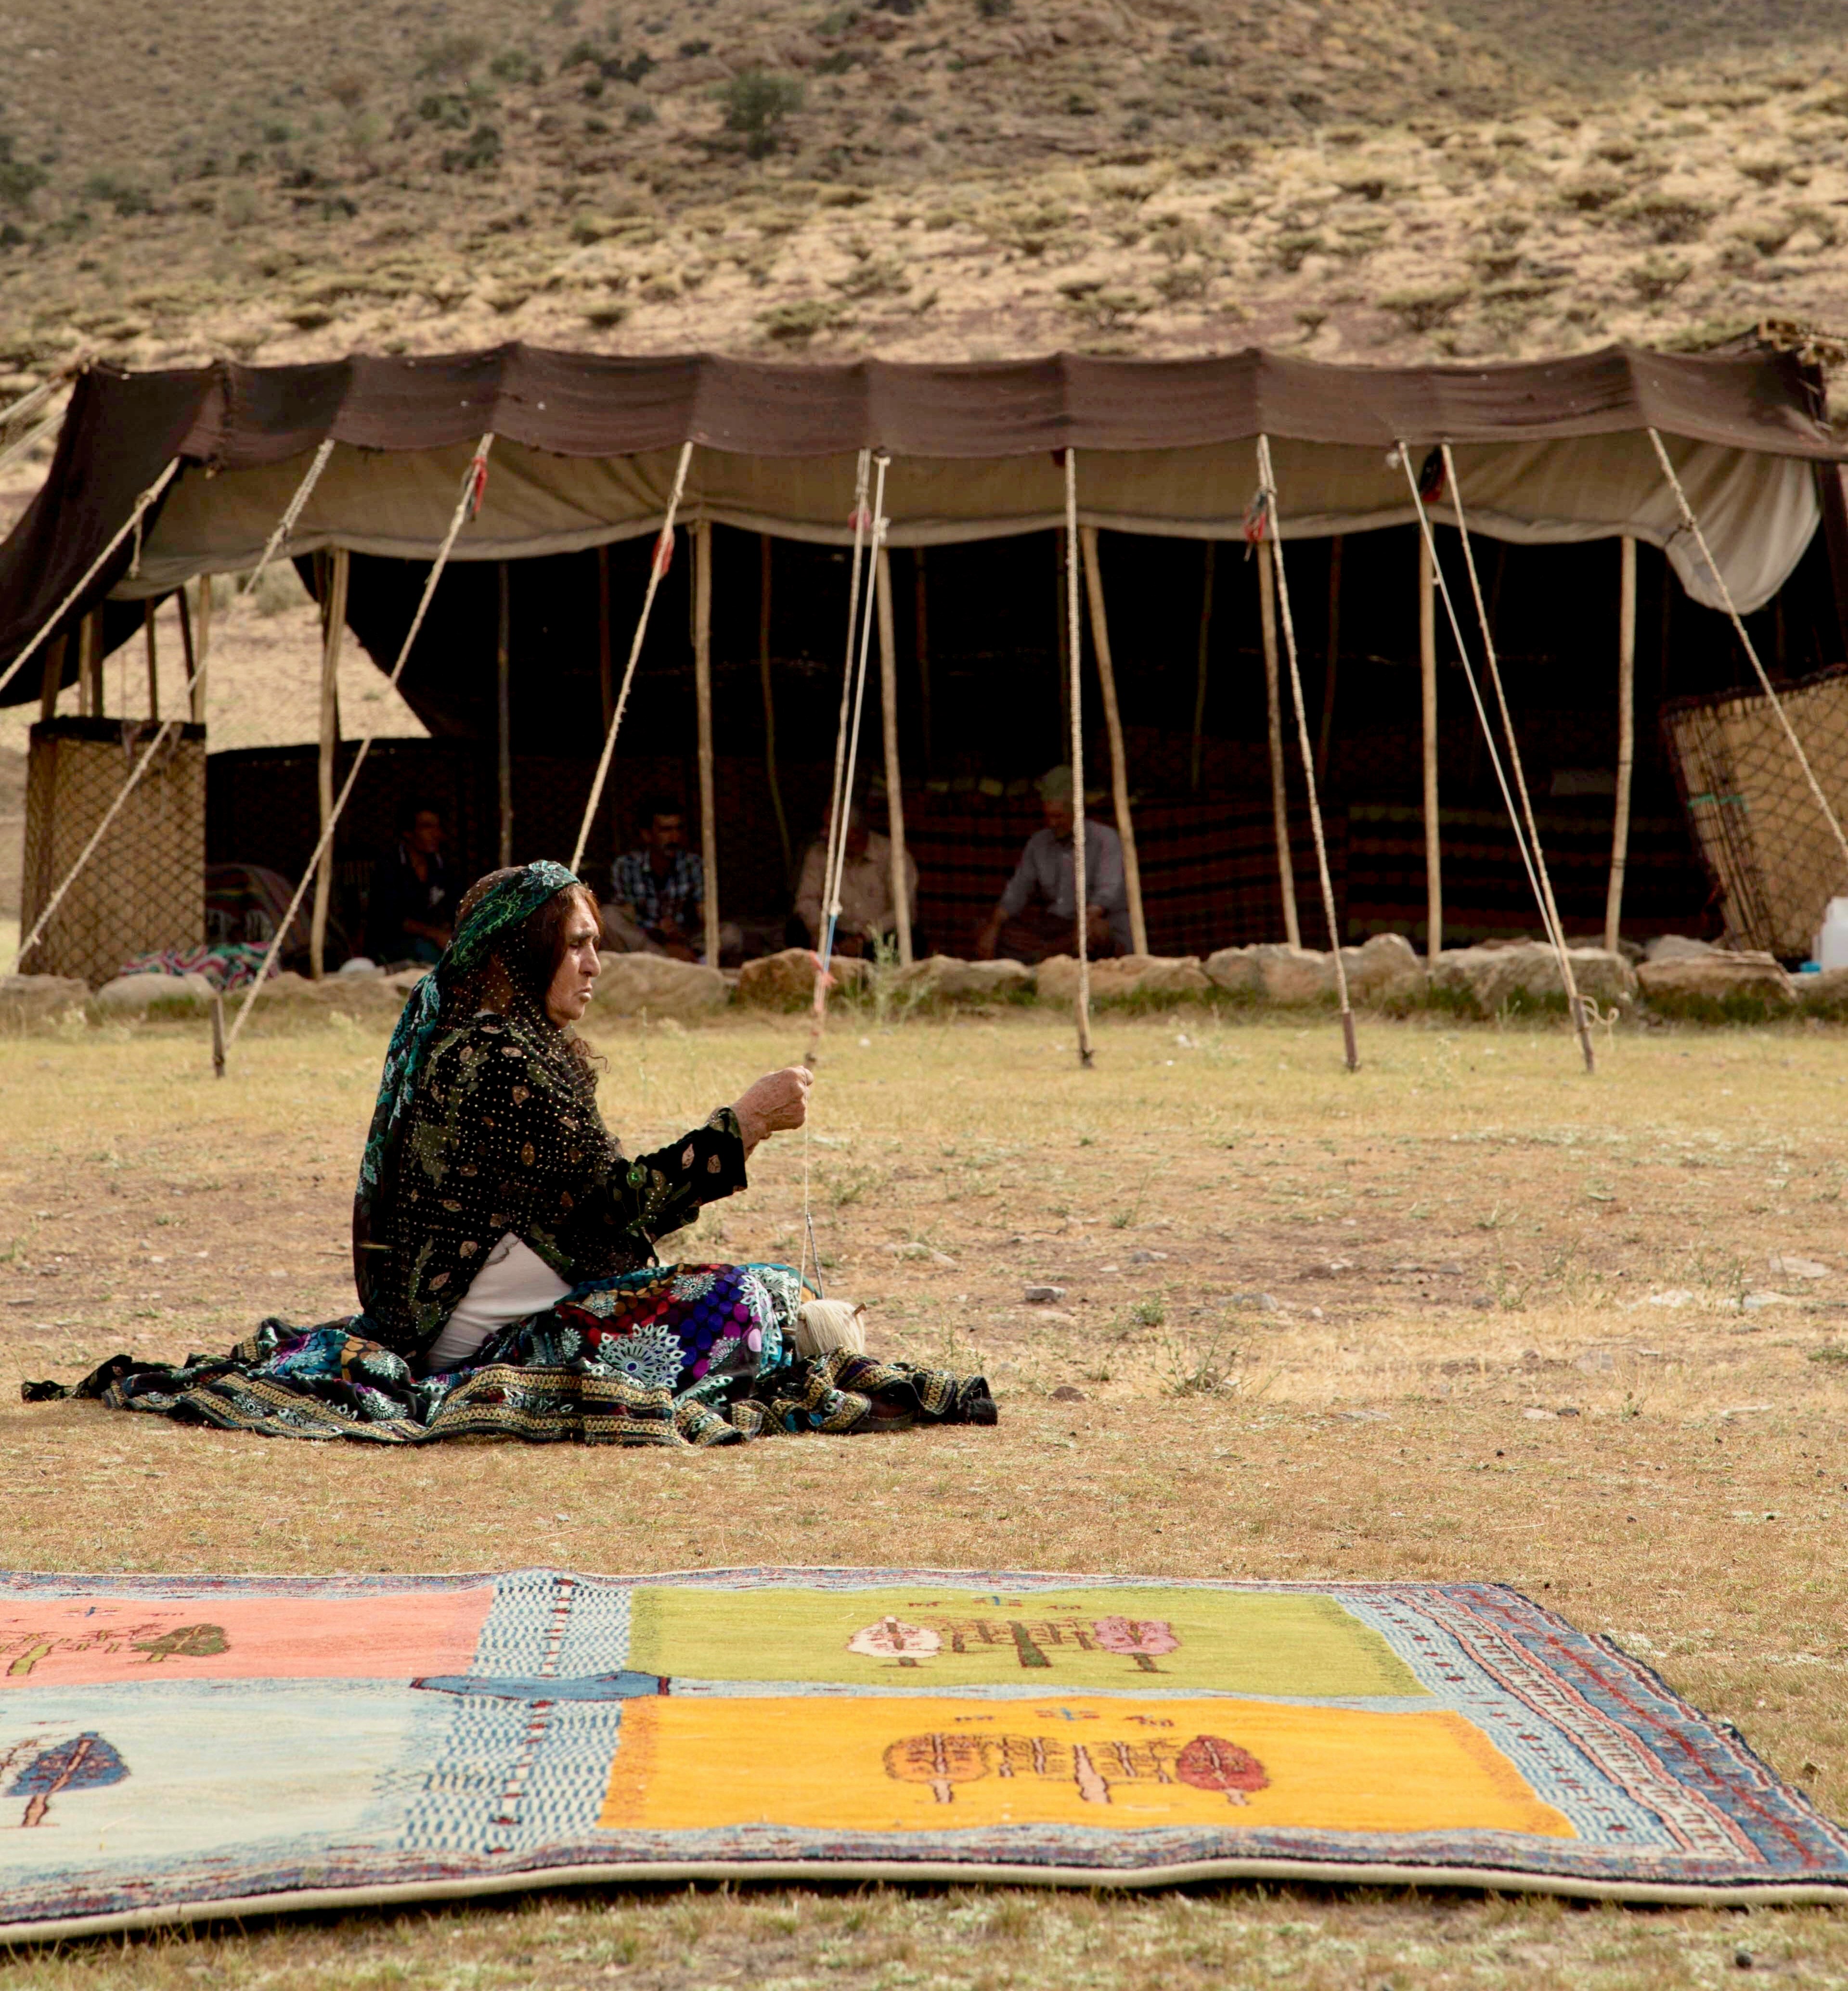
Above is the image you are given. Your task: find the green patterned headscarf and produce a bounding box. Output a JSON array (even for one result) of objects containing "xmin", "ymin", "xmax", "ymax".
[{"xmin": 355, "ymin": 860, "xmax": 582, "ymax": 1201}]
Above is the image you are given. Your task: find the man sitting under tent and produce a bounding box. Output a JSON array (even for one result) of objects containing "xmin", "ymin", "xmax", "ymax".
[
  {"xmin": 602, "ymin": 799, "xmax": 709, "ymax": 962},
  {"xmin": 792, "ymin": 800, "xmax": 919, "ymax": 959},
  {"xmin": 976, "ymin": 767, "xmax": 1131, "ymax": 966}
]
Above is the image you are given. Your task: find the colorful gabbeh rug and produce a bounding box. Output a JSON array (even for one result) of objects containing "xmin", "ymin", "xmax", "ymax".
[{"xmin": 2, "ymin": 1567, "xmax": 1844, "ymax": 1937}]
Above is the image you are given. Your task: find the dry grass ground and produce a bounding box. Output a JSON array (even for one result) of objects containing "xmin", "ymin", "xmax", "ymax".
[{"xmin": 1, "ymin": 1002, "xmax": 1847, "ymax": 1985}]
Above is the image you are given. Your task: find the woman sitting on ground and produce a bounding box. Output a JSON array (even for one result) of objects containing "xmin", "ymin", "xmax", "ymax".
[{"xmin": 36, "ymin": 861, "xmax": 994, "ymax": 1447}]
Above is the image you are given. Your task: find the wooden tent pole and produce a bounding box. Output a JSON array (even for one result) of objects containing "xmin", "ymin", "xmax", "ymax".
[
  {"xmin": 875, "ymin": 546, "xmax": 913, "ymax": 966},
  {"xmin": 190, "ymin": 576, "xmax": 211, "ymax": 724},
  {"xmin": 1081, "ymin": 525, "xmax": 1148, "ymax": 957},
  {"xmin": 496, "ymin": 561, "xmax": 513, "ymax": 868},
  {"xmin": 78, "ymin": 612, "xmax": 101, "ymax": 717},
  {"xmin": 38, "ymin": 633, "xmax": 65, "ymax": 721},
  {"xmin": 694, "ymin": 520, "xmax": 720, "ymax": 968},
  {"xmin": 1316, "ymin": 534, "xmax": 1342, "ymax": 788},
  {"xmin": 1190, "ymin": 541, "xmax": 1215, "ymax": 792},
  {"xmin": 176, "ymin": 584, "xmax": 197, "ymax": 724},
  {"xmin": 310, "ymin": 548, "xmax": 349, "ymax": 980},
  {"xmin": 1259, "ymin": 546, "xmax": 1300, "ymax": 948},
  {"xmin": 1055, "ymin": 527, "xmax": 1072, "ymax": 754},
  {"xmin": 1420, "ymin": 528, "xmax": 1441, "ymax": 961},
  {"xmin": 142, "ymin": 601, "xmax": 159, "ymax": 721},
  {"xmin": 1064, "ymin": 452, "xmax": 1093, "ymax": 1066},
  {"xmin": 1605, "ymin": 535, "xmax": 1638, "ymax": 954},
  {"xmin": 595, "ymin": 543, "xmax": 614, "ymax": 737},
  {"xmin": 915, "ymin": 547, "xmax": 932, "ymax": 777},
  {"xmin": 760, "ymin": 533, "xmax": 791, "ymax": 881}
]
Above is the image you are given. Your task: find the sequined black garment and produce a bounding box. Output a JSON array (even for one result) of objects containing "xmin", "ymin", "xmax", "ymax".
[{"xmin": 353, "ymin": 1002, "xmax": 746, "ymax": 1360}]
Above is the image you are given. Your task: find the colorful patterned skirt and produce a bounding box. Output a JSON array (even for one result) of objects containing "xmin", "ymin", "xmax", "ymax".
[{"xmin": 24, "ymin": 1263, "xmax": 996, "ymax": 1448}]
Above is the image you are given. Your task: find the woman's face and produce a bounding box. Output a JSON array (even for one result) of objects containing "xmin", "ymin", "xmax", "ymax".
[{"xmin": 545, "ymin": 889, "xmax": 603, "ymax": 1026}]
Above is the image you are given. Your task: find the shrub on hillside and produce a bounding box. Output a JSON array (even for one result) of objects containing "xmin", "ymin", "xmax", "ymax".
[
  {"xmin": 0, "ymin": 134, "xmax": 46, "ymax": 211},
  {"xmin": 719, "ymin": 71, "xmax": 804, "ymax": 158}
]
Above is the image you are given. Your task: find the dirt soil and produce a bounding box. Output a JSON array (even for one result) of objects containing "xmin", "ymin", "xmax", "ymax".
[{"xmin": 0, "ymin": 1002, "xmax": 1845, "ymax": 1986}]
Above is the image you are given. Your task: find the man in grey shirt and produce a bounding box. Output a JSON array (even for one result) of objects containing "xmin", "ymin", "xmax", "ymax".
[{"xmin": 976, "ymin": 765, "xmax": 1131, "ymax": 963}]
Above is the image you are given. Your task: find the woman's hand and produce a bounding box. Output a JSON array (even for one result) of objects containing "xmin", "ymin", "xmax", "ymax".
[{"xmin": 732, "ymin": 1066, "xmax": 813, "ymax": 1155}]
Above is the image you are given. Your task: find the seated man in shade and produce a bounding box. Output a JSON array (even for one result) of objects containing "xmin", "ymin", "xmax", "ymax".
[
  {"xmin": 366, "ymin": 805, "xmax": 455, "ymax": 966},
  {"xmin": 793, "ymin": 801, "xmax": 918, "ymax": 960},
  {"xmin": 975, "ymin": 765, "xmax": 1131, "ymax": 965},
  {"xmin": 603, "ymin": 798, "xmax": 706, "ymax": 962}
]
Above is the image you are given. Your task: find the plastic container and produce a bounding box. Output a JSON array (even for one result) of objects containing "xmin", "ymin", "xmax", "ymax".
[{"xmin": 1817, "ymin": 897, "xmax": 1848, "ymax": 972}]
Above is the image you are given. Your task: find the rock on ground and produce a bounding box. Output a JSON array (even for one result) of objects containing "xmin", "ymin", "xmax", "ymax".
[
  {"xmin": 1036, "ymin": 953, "xmax": 1211, "ymax": 1004},
  {"xmin": 1431, "ymin": 942, "xmax": 1638, "ymax": 1016},
  {"xmin": 1645, "ymin": 935, "xmax": 1719, "ymax": 963},
  {"xmin": 0, "ymin": 973, "xmax": 89, "ymax": 1027},
  {"xmin": 736, "ymin": 947, "xmax": 868, "ymax": 1011},
  {"xmin": 594, "ymin": 952, "xmax": 730, "ymax": 1018},
  {"xmin": 886, "ymin": 956, "xmax": 1035, "ymax": 1003},
  {"xmin": 93, "ymin": 971, "xmax": 219, "ymax": 1014},
  {"xmin": 1206, "ymin": 934, "xmax": 1426, "ymax": 1008},
  {"xmin": 1637, "ymin": 951, "xmax": 1796, "ymax": 1016}
]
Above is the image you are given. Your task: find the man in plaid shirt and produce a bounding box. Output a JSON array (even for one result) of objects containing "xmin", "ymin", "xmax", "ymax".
[{"xmin": 604, "ymin": 798, "xmax": 706, "ymax": 961}]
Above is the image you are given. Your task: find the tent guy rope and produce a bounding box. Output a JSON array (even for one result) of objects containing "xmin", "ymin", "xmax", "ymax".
[
  {"xmin": 1396, "ymin": 443, "xmax": 1594, "ymax": 1073},
  {"xmin": 814, "ymin": 450, "xmax": 876, "ymax": 990},
  {"xmin": 238, "ymin": 439, "xmax": 336, "ymax": 601},
  {"xmin": 569, "ymin": 441, "xmax": 696, "ymax": 874},
  {"xmin": 1648, "ymin": 425, "xmax": 1848, "ymax": 878},
  {"xmin": 1441, "ymin": 441, "xmax": 1595, "ymax": 1073},
  {"xmin": 0, "ymin": 458, "xmax": 181, "ymax": 706},
  {"xmin": 806, "ymin": 452, "xmax": 890, "ymax": 1067},
  {"xmin": 800, "ymin": 451, "xmax": 886, "ymax": 1295},
  {"xmin": 222, "ymin": 433, "xmax": 496, "ymax": 1064},
  {"xmin": 1064, "ymin": 449, "xmax": 1093, "ymax": 1068},
  {"xmin": 1254, "ymin": 435, "xmax": 1358, "ymax": 1072}
]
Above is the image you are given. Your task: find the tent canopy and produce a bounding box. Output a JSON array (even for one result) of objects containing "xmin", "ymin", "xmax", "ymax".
[{"xmin": 2, "ymin": 339, "xmax": 1842, "ymax": 702}]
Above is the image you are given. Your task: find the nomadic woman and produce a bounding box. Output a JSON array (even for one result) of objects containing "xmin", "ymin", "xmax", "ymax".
[{"xmin": 30, "ymin": 862, "xmax": 995, "ymax": 1447}]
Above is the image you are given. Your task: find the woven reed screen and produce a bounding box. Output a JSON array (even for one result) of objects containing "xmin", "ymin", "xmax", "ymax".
[
  {"xmin": 1664, "ymin": 666, "xmax": 1848, "ymax": 957},
  {"xmin": 20, "ymin": 719, "xmax": 206, "ymax": 986}
]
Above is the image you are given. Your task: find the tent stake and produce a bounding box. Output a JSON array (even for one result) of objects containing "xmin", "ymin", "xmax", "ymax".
[
  {"xmin": 1605, "ymin": 535, "xmax": 1637, "ymax": 954},
  {"xmin": 310, "ymin": 548, "xmax": 349, "ymax": 981},
  {"xmin": 760, "ymin": 533, "xmax": 791, "ymax": 882},
  {"xmin": 1419, "ymin": 527, "xmax": 1441, "ymax": 961},
  {"xmin": 1190, "ymin": 541, "xmax": 1215, "ymax": 793},
  {"xmin": 1259, "ymin": 547, "xmax": 1300, "ymax": 949},
  {"xmin": 1081, "ymin": 525, "xmax": 1148, "ymax": 958},
  {"xmin": 693, "ymin": 520, "xmax": 720, "ymax": 969},
  {"xmin": 875, "ymin": 546, "xmax": 914, "ymax": 967},
  {"xmin": 497, "ymin": 562, "xmax": 513, "ymax": 868}
]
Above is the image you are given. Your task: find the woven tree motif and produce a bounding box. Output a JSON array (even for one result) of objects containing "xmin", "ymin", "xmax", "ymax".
[
  {"xmin": 1175, "ymin": 1734, "xmax": 1269, "ymax": 1806},
  {"xmin": 846, "ymin": 1616, "xmax": 943, "ymax": 1667},
  {"xmin": 1089, "ymin": 1617, "xmax": 1180, "ymax": 1673},
  {"xmin": 6, "ymin": 1733, "xmax": 129, "ymax": 1827},
  {"xmin": 882, "ymin": 1732, "xmax": 990, "ymax": 1805},
  {"xmin": 131, "ymin": 1623, "xmax": 229, "ymax": 1665}
]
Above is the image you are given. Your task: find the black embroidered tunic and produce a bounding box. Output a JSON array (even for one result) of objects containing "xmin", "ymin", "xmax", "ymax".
[{"xmin": 353, "ymin": 1006, "xmax": 747, "ymax": 1358}]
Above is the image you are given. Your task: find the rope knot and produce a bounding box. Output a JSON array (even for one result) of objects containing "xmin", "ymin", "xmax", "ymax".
[
  {"xmin": 1241, "ymin": 489, "xmax": 1271, "ymax": 550},
  {"xmin": 651, "ymin": 527, "xmax": 675, "ymax": 578},
  {"xmin": 462, "ymin": 450, "xmax": 491, "ymax": 522}
]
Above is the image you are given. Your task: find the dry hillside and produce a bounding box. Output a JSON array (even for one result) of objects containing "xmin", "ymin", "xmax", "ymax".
[{"xmin": 0, "ymin": 0, "xmax": 1846, "ymax": 383}]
